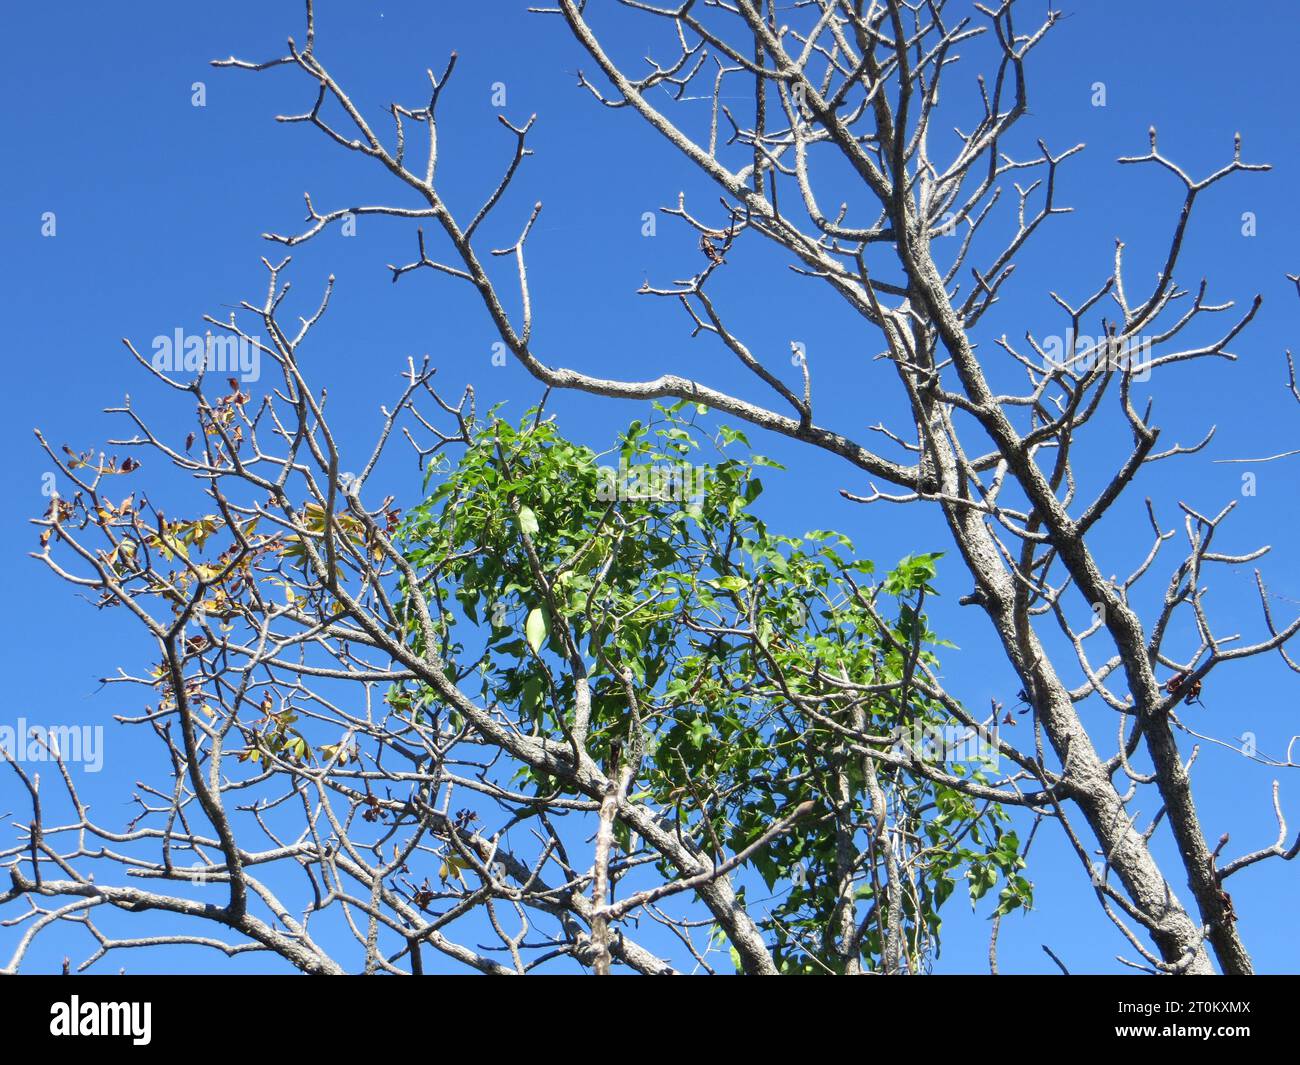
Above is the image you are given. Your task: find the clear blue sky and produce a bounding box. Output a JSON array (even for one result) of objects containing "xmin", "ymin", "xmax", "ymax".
[{"xmin": 2, "ymin": 1, "xmax": 1297, "ymax": 973}]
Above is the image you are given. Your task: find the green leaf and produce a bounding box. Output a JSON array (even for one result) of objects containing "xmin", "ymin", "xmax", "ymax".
[{"xmin": 383, "ymin": 404, "xmax": 988, "ymax": 974}]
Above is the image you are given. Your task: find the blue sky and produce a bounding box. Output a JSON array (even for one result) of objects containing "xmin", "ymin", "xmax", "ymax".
[{"xmin": 2, "ymin": 1, "xmax": 1298, "ymax": 973}]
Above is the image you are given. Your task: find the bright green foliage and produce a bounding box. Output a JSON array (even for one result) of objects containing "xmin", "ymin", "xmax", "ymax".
[{"xmin": 395, "ymin": 403, "xmax": 1030, "ymax": 973}]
